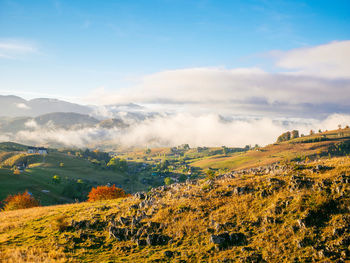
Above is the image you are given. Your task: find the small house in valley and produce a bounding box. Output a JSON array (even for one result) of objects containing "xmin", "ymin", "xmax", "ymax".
[{"xmin": 28, "ymin": 147, "xmax": 48, "ymax": 155}]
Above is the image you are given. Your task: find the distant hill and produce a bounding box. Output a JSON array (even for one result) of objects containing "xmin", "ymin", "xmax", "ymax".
[
  {"xmin": 0, "ymin": 95, "xmax": 146, "ymax": 119},
  {"xmin": 34, "ymin": 112, "xmax": 100, "ymax": 129},
  {"xmin": 0, "ymin": 112, "xmax": 129, "ymax": 133},
  {"xmin": 0, "ymin": 95, "xmax": 92, "ymax": 117}
]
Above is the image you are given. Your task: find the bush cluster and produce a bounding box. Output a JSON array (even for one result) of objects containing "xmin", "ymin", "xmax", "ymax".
[
  {"xmin": 2, "ymin": 192, "xmax": 40, "ymax": 211},
  {"xmin": 87, "ymin": 185, "xmax": 128, "ymax": 202}
]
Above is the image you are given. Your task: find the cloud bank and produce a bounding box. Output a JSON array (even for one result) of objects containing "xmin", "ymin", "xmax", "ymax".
[
  {"xmin": 84, "ymin": 41, "xmax": 350, "ymax": 119},
  {"xmin": 2, "ymin": 40, "xmax": 350, "ymax": 149},
  {"xmin": 275, "ymin": 40, "xmax": 350, "ymax": 79},
  {"xmin": 6, "ymin": 113, "xmax": 350, "ymax": 148}
]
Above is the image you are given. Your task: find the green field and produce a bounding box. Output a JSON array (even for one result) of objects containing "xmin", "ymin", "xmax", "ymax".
[
  {"xmin": 1, "ymin": 128, "xmax": 350, "ymax": 206},
  {"xmin": 0, "ymin": 147, "xmax": 145, "ymax": 205}
]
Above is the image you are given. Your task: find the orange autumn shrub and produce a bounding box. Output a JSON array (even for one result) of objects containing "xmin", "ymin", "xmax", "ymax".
[
  {"xmin": 87, "ymin": 185, "xmax": 128, "ymax": 202},
  {"xmin": 2, "ymin": 192, "xmax": 40, "ymax": 211}
]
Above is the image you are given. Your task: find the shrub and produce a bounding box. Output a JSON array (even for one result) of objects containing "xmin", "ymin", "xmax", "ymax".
[
  {"xmin": 87, "ymin": 185, "xmax": 128, "ymax": 202},
  {"xmin": 52, "ymin": 175, "xmax": 61, "ymax": 184},
  {"xmin": 206, "ymin": 169, "xmax": 215, "ymax": 180},
  {"xmin": 2, "ymin": 192, "xmax": 40, "ymax": 211},
  {"xmin": 107, "ymin": 157, "xmax": 128, "ymax": 172},
  {"xmin": 52, "ymin": 215, "xmax": 69, "ymax": 232},
  {"xmin": 201, "ymin": 183, "xmax": 212, "ymax": 192},
  {"xmin": 164, "ymin": 177, "xmax": 173, "ymax": 185}
]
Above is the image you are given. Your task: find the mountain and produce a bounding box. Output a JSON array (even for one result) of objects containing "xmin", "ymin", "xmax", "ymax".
[
  {"xmin": 0, "ymin": 112, "xmax": 131, "ymax": 134},
  {"xmin": 34, "ymin": 112, "xmax": 100, "ymax": 129},
  {"xmin": 0, "ymin": 112, "xmax": 99, "ymax": 133},
  {"xmin": 0, "ymin": 95, "xmax": 92, "ymax": 117}
]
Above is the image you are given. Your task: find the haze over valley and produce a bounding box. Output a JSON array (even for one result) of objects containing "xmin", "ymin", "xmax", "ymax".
[{"xmin": 1, "ymin": 1, "xmax": 350, "ymax": 262}]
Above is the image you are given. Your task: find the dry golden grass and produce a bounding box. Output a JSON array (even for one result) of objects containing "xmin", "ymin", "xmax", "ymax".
[
  {"xmin": 0, "ymin": 245, "xmax": 67, "ymax": 263},
  {"xmin": 0, "ymin": 156, "xmax": 349, "ymax": 262}
]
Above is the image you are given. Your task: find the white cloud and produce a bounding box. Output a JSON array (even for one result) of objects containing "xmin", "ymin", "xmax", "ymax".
[
  {"xmin": 24, "ymin": 119, "xmax": 38, "ymax": 129},
  {"xmin": 275, "ymin": 40, "xmax": 350, "ymax": 79},
  {"xmin": 83, "ymin": 40, "xmax": 350, "ymax": 116},
  {"xmin": 7, "ymin": 113, "xmax": 350, "ymax": 148},
  {"xmin": 85, "ymin": 66, "xmax": 350, "ymax": 118},
  {"xmin": 0, "ymin": 40, "xmax": 37, "ymax": 59},
  {"xmin": 16, "ymin": 103, "xmax": 31, "ymax": 110}
]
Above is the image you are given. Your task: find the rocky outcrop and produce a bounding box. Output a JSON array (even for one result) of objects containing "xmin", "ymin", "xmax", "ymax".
[{"xmin": 210, "ymin": 232, "xmax": 247, "ymax": 248}]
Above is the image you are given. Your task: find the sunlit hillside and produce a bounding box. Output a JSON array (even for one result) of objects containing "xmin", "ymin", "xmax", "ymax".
[{"xmin": 1, "ymin": 153, "xmax": 350, "ymax": 262}]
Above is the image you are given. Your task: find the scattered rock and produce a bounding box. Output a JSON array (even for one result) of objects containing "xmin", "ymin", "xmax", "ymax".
[
  {"xmin": 210, "ymin": 232, "xmax": 247, "ymax": 248},
  {"xmin": 230, "ymin": 233, "xmax": 248, "ymax": 246},
  {"xmin": 119, "ymin": 216, "xmax": 131, "ymax": 226},
  {"xmin": 146, "ymin": 234, "xmax": 169, "ymax": 246},
  {"xmin": 210, "ymin": 232, "xmax": 230, "ymax": 247},
  {"xmin": 109, "ymin": 227, "xmax": 127, "ymax": 241},
  {"xmin": 136, "ymin": 238, "xmax": 147, "ymax": 246},
  {"xmin": 164, "ymin": 250, "xmax": 174, "ymax": 257},
  {"xmin": 134, "ymin": 192, "xmax": 146, "ymax": 200}
]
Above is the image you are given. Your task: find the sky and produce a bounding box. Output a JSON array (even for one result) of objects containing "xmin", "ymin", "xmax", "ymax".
[{"xmin": 0, "ymin": 0, "xmax": 350, "ymax": 118}]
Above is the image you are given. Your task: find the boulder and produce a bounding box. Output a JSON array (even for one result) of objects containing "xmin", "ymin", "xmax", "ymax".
[
  {"xmin": 146, "ymin": 234, "xmax": 169, "ymax": 246},
  {"xmin": 210, "ymin": 232, "xmax": 230, "ymax": 247},
  {"xmin": 230, "ymin": 233, "xmax": 248, "ymax": 246},
  {"xmin": 71, "ymin": 219, "xmax": 89, "ymax": 229},
  {"xmin": 164, "ymin": 250, "xmax": 174, "ymax": 257},
  {"xmin": 147, "ymin": 221, "xmax": 162, "ymax": 231},
  {"xmin": 109, "ymin": 227, "xmax": 127, "ymax": 241},
  {"xmin": 134, "ymin": 192, "xmax": 146, "ymax": 200},
  {"xmin": 119, "ymin": 216, "xmax": 131, "ymax": 226},
  {"xmin": 210, "ymin": 232, "xmax": 248, "ymax": 248},
  {"xmin": 136, "ymin": 238, "xmax": 147, "ymax": 246}
]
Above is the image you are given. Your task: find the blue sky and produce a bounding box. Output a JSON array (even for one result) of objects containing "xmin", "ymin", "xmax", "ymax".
[{"xmin": 0, "ymin": 0, "xmax": 350, "ymax": 104}]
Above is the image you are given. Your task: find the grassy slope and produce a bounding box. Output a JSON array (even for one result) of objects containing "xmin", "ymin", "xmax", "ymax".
[
  {"xmin": 1, "ymin": 128, "xmax": 349, "ymax": 206},
  {"xmin": 190, "ymin": 128, "xmax": 350, "ymax": 171},
  {"xmin": 0, "ymin": 147, "xmax": 144, "ymax": 205},
  {"xmin": 0, "ymin": 156, "xmax": 349, "ymax": 262}
]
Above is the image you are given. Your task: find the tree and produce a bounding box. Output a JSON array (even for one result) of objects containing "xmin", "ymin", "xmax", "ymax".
[
  {"xmin": 164, "ymin": 177, "xmax": 173, "ymax": 185},
  {"xmin": 2, "ymin": 192, "xmax": 40, "ymax": 211},
  {"xmin": 277, "ymin": 131, "xmax": 291, "ymax": 142},
  {"xmin": 52, "ymin": 175, "xmax": 61, "ymax": 184},
  {"xmin": 160, "ymin": 160, "xmax": 169, "ymax": 170},
  {"xmin": 291, "ymin": 130, "xmax": 299, "ymax": 139},
  {"xmin": 87, "ymin": 185, "xmax": 128, "ymax": 202},
  {"xmin": 145, "ymin": 148, "xmax": 151, "ymax": 154},
  {"xmin": 222, "ymin": 146, "xmax": 228, "ymax": 155},
  {"xmin": 107, "ymin": 157, "xmax": 127, "ymax": 172}
]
